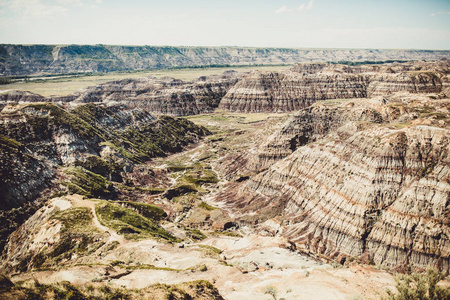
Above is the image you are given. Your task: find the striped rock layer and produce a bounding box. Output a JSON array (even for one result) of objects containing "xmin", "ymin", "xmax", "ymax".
[{"xmin": 216, "ymin": 98, "xmax": 450, "ymax": 271}]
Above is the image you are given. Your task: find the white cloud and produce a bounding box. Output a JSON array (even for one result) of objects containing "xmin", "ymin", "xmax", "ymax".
[
  {"xmin": 275, "ymin": 5, "xmax": 293, "ymax": 14},
  {"xmin": 430, "ymin": 11, "xmax": 450, "ymax": 17},
  {"xmin": 298, "ymin": 0, "xmax": 315, "ymax": 11},
  {"xmin": 0, "ymin": 0, "xmax": 103, "ymax": 18},
  {"xmin": 6, "ymin": 0, "xmax": 68, "ymax": 18}
]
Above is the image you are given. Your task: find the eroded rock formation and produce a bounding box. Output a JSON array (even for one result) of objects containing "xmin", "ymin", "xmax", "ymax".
[
  {"xmin": 71, "ymin": 72, "xmax": 240, "ymax": 115},
  {"xmin": 215, "ymin": 96, "xmax": 450, "ymax": 271},
  {"xmin": 0, "ymin": 102, "xmax": 209, "ymax": 209},
  {"xmin": 1, "ymin": 44, "xmax": 449, "ymax": 76},
  {"xmin": 219, "ymin": 67, "xmax": 369, "ymax": 112},
  {"xmin": 1, "ymin": 61, "xmax": 450, "ymax": 274},
  {"xmin": 1, "ymin": 61, "xmax": 449, "ymax": 116},
  {"xmin": 219, "ymin": 60, "xmax": 450, "ymax": 113}
]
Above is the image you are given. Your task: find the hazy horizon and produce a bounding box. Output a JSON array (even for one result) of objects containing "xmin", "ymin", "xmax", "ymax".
[
  {"xmin": 0, "ymin": 0, "xmax": 449, "ymax": 50},
  {"xmin": 2, "ymin": 43, "xmax": 450, "ymax": 52}
]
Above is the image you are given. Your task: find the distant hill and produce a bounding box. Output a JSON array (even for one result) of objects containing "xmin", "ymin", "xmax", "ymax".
[{"xmin": 0, "ymin": 44, "xmax": 449, "ymax": 76}]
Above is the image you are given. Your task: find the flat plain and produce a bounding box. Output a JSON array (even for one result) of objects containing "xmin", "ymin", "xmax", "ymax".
[{"xmin": 0, "ymin": 65, "xmax": 292, "ymax": 97}]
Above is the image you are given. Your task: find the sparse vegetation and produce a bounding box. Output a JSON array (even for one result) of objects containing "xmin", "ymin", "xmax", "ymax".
[
  {"xmin": 182, "ymin": 169, "xmax": 219, "ymax": 185},
  {"xmin": 167, "ymin": 163, "xmax": 193, "ymax": 172},
  {"xmin": 62, "ymin": 167, "xmax": 116, "ymax": 199},
  {"xmin": 331, "ymin": 60, "xmax": 410, "ymax": 66},
  {"xmin": 51, "ymin": 207, "xmax": 97, "ymax": 232},
  {"xmin": 164, "ymin": 183, "xmax": 200, "ymax": 200},
  {"xmin": 95, "ymin": 201, "xmax": 178, "ymax": 242},
  {"xmin": 0, "ymin": 76, "xmax": 11, "ymax": 84},
  {"xmin": 163, "ymin": 161, "xmax": 219, "ymax": 202},
  {"xmin": 196, "ymin": 244, "xmax": 223, "ymax": 258},
  {"xmin": 382, "ymin": 268, "xmax": 450, "ymax": 300},
  {"xmin": 198, "ymin": 201, "xmax": 218, "ymax": 211},
  {"xmin": 0, "ymin": 200, "xmax": 43, "ymax": 252},
  {"xmin": 264, "ymin": 285, "xmax": 278, "ymax": 299},
  {"xmin": 186, "ymin": 228, "xmax": 207, "ymax": 241},
  {"xmin": 22, "ymin": 103, "xmax": 104, "ymax": 140},
  {"xmin": 212, "ymin": 230, "xmax": 243, "ymax": 238},
  {"xmin": 0, "ymin": 276, "xmax": 223, "ymax": 300},
  {"xmin": 123, "ymin": 264, "xmax": 180, "ymax": 272},
  {"xmin": 114, "ymin": 201, "xmax": 167, "ymax": 222},
  {"xmin": 74, "ymin": 155, "xmax": 121, "ymax": 181},
  {"xmin": 0, "ymin": 134, "xmax": 22, "ymax": 149},
  {"xmin": 1, "ymin": 65, "xmax": 291, "ymax": 97}
]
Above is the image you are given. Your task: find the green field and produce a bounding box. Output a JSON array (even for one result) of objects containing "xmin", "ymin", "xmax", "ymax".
[
  {"xmin": 186, "ymin": 110, "xmax": 287, "ymax": 125},
  {"xmin": 0, "ymin": 65, "xmax": 291, "ymax": 97}
]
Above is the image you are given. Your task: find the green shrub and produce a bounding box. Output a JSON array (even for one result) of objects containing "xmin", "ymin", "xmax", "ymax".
[
  {"xmin": 198, "ymin": 201, "xmax": 217, "ymax": 211},
  {"xmin": 75, "ymin": 156, "xmax": 112, "ymax": 178},
  {"xmin": 96, "ymin": 201, "xmax": 178, "ymax": 242},
  {"xmin": 52, "ymin": 207, "xmax": 94, "ymax": 231},
  {"xmin": 264, "ymin": 285, "xmax": 277, "ymax": 299},
  {"xmin": 383, "ymin": 268, "xmax": 450, "ymax": 300},
  {"xmin": 197, "ymin": 245, "xmax": 223, "ymax": 257},
  {"xmin": 63, "ymin": 167, "xmax": 116, "ymax": 199},
  {"xmin": 186, "ymin": 228, "xmax": 207, "ymax": 241},
  {"xmin": 114, "ymin": 201, "xmax": 167, "ymax": 221}
]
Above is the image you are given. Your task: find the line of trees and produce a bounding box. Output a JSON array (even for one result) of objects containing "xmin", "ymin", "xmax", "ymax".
[
  {"xmin": 0, "ymin": 77, "xmax": 11, "ymax": 84},
  {"xmin": 331, "ymin": 60, "xmax": 410, "ymax": 66}
]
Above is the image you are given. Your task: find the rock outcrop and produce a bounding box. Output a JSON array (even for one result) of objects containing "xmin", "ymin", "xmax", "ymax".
[
  {"xmin": 2, "ymin": 61, "xmax": 449, "ymax": 116},
  {"xmin": 0, "ymin": 91, "xmax": 46, "ymax": 110},
  {"xmin": 215, "ymin": 96, "xmax": 450, "ymax": 271},
  {"xmin": 219, "ymin": 69, "xmax": 367, "ymax": 112},
  {"xmin": 219, "ymin": 61, "xmax": 450, "ymax": 113},
  {"xmin": 71, "ymin": 72, "xmax": 240, "ymax": 116},
  {"xmin": 0, "ymin": 135, "xmax": 54, "ymax": 210},
  {"xmin": 0, "ymin": 90, "xmax": 46, "ymax": 103},
  {"xmin": 1, "ymin": 44, "xmax": 449, "ymax": 76},
  {"xmin": 0, "ymin": 102, "xmax": 210, "ymax": 209},
  {"xmin": 0, "ymin": 72, "xmax": 241, "ymax": 116}
]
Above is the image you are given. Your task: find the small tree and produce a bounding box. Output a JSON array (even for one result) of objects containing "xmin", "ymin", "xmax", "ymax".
[{"xmin": 383, "ymin": 268, "xmax": 450, "ymax": 300}]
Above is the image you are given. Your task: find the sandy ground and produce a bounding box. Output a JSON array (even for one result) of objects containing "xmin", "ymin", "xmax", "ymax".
[
  {"xmin": 12, "ymin": 200, "xmax": 396, "ymax": 300},
  {"xmin": 68, "ymin": 195, "xmax": 126, "ymax": 245}
]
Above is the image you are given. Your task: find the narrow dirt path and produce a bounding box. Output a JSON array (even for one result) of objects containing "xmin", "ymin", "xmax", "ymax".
[{"xmin": 66, "ymin": 195, "xmax": 126, "ymax": 245}]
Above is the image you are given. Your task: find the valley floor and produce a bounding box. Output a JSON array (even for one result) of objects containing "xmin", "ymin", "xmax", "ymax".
[
  {"xmin": 8, "ymin": 196, "xmax": 396, "ymax": 300},
  {"xmin": 2, "ymin": 110, "xmax": 401, "ymax": 299},
  {"xmin": 0, "ymin": 65, "xmax": 291, "ymax": 97}
]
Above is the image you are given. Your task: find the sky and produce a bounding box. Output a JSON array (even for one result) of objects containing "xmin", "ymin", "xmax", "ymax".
[{"xmin": 0, "ymin": 0, "xmax": 449, "ymax": 49}]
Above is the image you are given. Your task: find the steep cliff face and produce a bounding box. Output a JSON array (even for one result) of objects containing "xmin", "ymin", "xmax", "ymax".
[
  {"xmin": 0, "ymin": 102, "xmax": 210, "ymax": 257},
  {"xmin": 0, "ymin": 102, "xmax": 210, "ymax": 209},
  {"xmin": 1, "ymin": 44, "xmax": 449, "ymax": 76},
  {"xmin": 219, "ymin": 70, "xmax": 367, "ymax": 112},
  {"xmin": 251, "ymin": 99, "xmax": 386, "ymax": 170},
  {"xmin": 215, "ymin": 97, "xmax": 450, "ymax": 271},
  {"xmin": 0, "ymin": 135, "xmax": 54, "ymax": 210},
  {"xmin": 219, "ymin": 61, "xmax": 449, "ymax": 113},
  {"xmin": 367, "ymin": 72, "xmax": 443, "ymax": 97},
  {"xmin": 72, "ymin": 72, "xmax": 240, "ymax": 116},
  {"xmin": 0, "ymin": 91, "xmax": 46, "ymax": 103}
]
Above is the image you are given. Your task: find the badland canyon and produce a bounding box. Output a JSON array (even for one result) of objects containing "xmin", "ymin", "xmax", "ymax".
[{"xmin": 0, "ymin": 46, "xmax": 449, "ymax": 299}]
